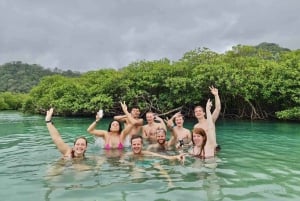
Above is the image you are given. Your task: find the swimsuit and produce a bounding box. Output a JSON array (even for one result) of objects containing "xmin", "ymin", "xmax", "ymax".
[
  {"xmin": 105, "ymin": 135, "xmax": 124, "ymax": 150},
  {"xmin": 105, "ymin": 142, "xmax": 124, "ymax": 150}
]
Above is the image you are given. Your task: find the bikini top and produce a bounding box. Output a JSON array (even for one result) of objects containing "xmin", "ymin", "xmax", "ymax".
[{"xmin": 105, "ymin": 134, "xmax": 124, "ymax": 150}]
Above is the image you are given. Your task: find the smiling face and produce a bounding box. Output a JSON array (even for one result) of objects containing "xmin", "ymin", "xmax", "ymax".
[
  {"xmin": 192, "ymin": 133, "xmax": 204, "ymax": 146},
  {"xmin": 131, "ymin": 136, "xmax": 143, "ymax": 154},
  {"xmin": 109, "ymin": 121, "xmax": 122, "ymax": 133},
  {"xmin": 192, "ymin": 127, "xmax": 207, "ymax": 147},
  {"xmin": 194, "ymin": 106, "xmax": 205, "ymax": 119},
  {"xmin": 156, "ymin": 129, "xmax": 166, "ymax": 145},
  {"xmin": 73, "ymin": 138, "xmax": 87, "ymax": 156},
  {"xmin": 131, "ymin": 108, "xmax": 141, "ymax": 118},
  {"xmin": 146, "ymin": 112, "xmax": 155, "ymax": 123},
  {"xmin": 175, "ymin": 115, "xmax": 184, "ymax": 127}
]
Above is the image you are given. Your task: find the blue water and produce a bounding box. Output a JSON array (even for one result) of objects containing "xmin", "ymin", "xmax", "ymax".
[{"xmin": 0, "ymin": 111, "xmax": 299, "ymax": 201}]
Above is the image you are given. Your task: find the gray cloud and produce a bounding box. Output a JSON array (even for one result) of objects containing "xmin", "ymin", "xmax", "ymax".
[{"xmin": 0, "ymin": 0, "xmax": 299, "ymax": 72}]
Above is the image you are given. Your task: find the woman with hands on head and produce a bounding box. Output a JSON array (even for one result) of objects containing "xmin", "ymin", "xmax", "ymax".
[
  {"xmin": 87, "ymin": 101, "xmax": 134, "ymax": 150},
  {"xmin": 45, "ymin": 108, "xmax": 88, "ymax": 160}
]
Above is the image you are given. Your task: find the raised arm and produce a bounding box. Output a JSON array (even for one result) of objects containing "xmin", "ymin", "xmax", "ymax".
[
  {"xmin": 209, "ymin": 86, "xmax": 221, "ymax": 122},
  {"xmin": 120, "ymin": 101, "xmax": 135, "ymax": 141},
  {"xmin": 119, "ymin": 101, "xmax": 143, "ymax": 126},
  {"xmin": 86, "ymin": 111, "xmax": 107, "ymax": 138},
  {"xmin": 165, "ymin": 112, "xmax": 179, "ymax": 129},
  {"xmin": 45, "ymin": 108, "xmax": 71, "ymax": 155},
  {"xmin": 142, "ymin": 125, "xmax": 149, "ymax": 139},
  {"xmin": 206, "ymin": 99, "xmax": 217, "ymax": 147},
  {"xmin": 113, "ymin": 114, "xmax": 127, "ymax": 122},
  {"xmin": 154, "ymin": 114, "xmax": 167, "ymax": 131},
  {"xmin": 167, "ymin": 128, "xmax": 178, "ymax": 147}
]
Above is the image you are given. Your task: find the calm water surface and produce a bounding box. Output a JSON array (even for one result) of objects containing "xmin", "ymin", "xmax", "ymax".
[{"xmin": 0, "ymin": 111, "xmax": 299, "ymax": 201}]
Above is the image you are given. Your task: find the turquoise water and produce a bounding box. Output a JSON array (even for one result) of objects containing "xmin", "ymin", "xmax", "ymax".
[{"xmin": 0, "ymin": 111, "xmax": 299, "ymax": 201}]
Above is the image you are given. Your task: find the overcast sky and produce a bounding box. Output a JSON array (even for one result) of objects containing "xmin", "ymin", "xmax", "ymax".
[{"xmin": 1, "ymin": 0, "xmax": 299, "ymax": 72}]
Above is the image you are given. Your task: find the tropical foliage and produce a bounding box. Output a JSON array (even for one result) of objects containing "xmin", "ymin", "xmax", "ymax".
[{"xmin": 1, "ymin": 43, "xmax": 299, "ymax": 121}]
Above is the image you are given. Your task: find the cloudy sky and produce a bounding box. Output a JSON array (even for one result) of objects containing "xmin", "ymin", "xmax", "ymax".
[{"xmin": 1, "ymin": 0, "xmax": 299, "ymax": 72}]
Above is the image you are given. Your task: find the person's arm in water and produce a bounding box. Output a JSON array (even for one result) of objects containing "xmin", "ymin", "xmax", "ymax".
[
  {"xmin": 45, "ymin": 108, "xmax": 71, "ymax": 155},
  {"xmin": 209, "ymin": 86, "xmax": 221, "ymax": 122},
  {"xmin": 143, "ymin": 150, "xmax": 185, "ymax": 163}
]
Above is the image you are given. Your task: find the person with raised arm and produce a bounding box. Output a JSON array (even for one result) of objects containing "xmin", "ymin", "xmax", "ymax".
[
  {"xmin": 190, "ymin": 99, "xmax": 216, "ymax": 159},
  {"xmin": 114, "ymin": 105, "xmax": 143, "ymax": 146},
  {"xmin": 126, "ymin": 135, "xmax": 184, "ymax": 163},
  {"xmin": 194, "ymin": 86, "xmax": 221, "ymax": 151},
  {"xmin": 146, "ymin": 128, "xmax": 177, "ymax": 152},
  {"xmin": 142, "ymin": 111, "xmax": 167, "ymax": 144},
  {"xmin": 46, "ymin": 108, "xmax": 88, "ymax": 160},
  {"xmin": 87, "ymin": 101, "xmax": 134, "ymax": 150},
  {"xmin": 166, "ymin": 112, "xmax": 192, "ymax": 151}
]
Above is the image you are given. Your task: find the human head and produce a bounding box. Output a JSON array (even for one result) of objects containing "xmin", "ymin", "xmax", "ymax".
[
  {"xmin": 156, "ymin": 128, "xmax": 166, "ymax": 145},
  {"xmin": 145, "ymin": 111, "xmax": 155, "ymax": 123},
  {"xmin": 72, "ymin": 136, "xmax": 88, "ymax": 157},
  {"xmin": 174, "ymin": 114, "xmax": 184, "ymax": 127},
  {"xmin": 107, "ymin": 120, "xmax": 123, "ymax": 133},
  {"xmin": 131, "ymin": 135, "xmax": 143, "ymax": 154},
  {"xmin": 130, "ymin": 106, "xmax": 141, "ymax": 118},
  {"xmin": 194, "ymin": 106, "xmax": 205, "ymax": 119},
  {"xmin": 191, "ymin": 127, "xmax": 207, "ymax": 147}
]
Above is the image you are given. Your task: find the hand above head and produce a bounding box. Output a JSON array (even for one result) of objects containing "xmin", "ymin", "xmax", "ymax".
[
  {"xmin": 96, "ymin": 109, "xmax": 103, "ymax": 121},
  {"xmin": 165, "ymin": 117, "xmax": 174, "ymax": 128},
  {"xmin": 120, "ymin": 101, "xmax": 129, "ymax": 114},
  {"xmin": 206, "ymin": 99, "xmax": 212, "ymax": 111},
  {"xmin": 173, "ymin": 112, "xmax": 181, "ymax": 118},
  {"xmin": 209, "ymin": 86, "xmax": 219, "ymax": 96},
  {"xmin": 45, "ymin": 108, "xmax": 54, "ymax": 121}
]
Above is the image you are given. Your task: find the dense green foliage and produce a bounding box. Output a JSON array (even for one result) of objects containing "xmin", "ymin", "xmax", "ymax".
[
  {"xmin": 0, "ymin": 92, "xmax": 29, "ymax": 110},
  {"xmin": 1, "ymin": 43, "xmax": 299, "ymax": 121},
  {"xmin": 0, "ymin": 61, "xmax": 81, "ymax": 93}
]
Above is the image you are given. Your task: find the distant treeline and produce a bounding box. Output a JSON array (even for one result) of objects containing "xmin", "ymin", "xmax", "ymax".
[
  {"xmin": 0, "ymin": 61, "xmax": 81, "ymax": 93},
  {"xmin": 0, "ymin": 42, "xmax": 299, "ymax": 121}
]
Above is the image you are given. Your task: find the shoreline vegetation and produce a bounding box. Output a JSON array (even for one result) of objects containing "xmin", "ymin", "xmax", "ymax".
[{"xmin": 0, "ymin": 43, "xmax": 299, "ymax": 121}]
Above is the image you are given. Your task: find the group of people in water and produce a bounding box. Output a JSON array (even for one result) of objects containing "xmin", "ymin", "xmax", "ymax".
[{"xmin": 45, "ymin": 86, "xmax": 221, "ymax": 166}]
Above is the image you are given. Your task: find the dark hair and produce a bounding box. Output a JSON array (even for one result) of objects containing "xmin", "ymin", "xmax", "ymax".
[
  {"xmin": 107, "ymin": 120, "xmax": 123, "ymax": 133},
  {"xmin": 130, "ymin": 105, "xmax": 140, "ymax": 111},
  {"xmin": 191, "ymin": 127, "xmax": 207, "ymax": 157},
  {"xmin": 130, "ymin": 135, "xmax": 143, "ymax": 144}
]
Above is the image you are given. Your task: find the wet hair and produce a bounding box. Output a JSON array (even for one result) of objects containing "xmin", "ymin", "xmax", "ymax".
[
  {"xmin": 191, "ymin": 127, "xmax": 207, "ymax": 157},
  {"xmin": 194, "ymin": 106, "xmax": 205, "ymax": 113},
  {"xmin": 72, "ymin": 136, "xmax": 88, "ymax": 158},
  {"xmin": 131, "ymin": 135, "xmax": 143, "ymax": 144},
  {"xmin": 107, "ymin": 120, "xmax": 123, "ymax": 133},
  {"xmin": 156, "ymin": 128, "xmax": 166, "ymax": 135}
]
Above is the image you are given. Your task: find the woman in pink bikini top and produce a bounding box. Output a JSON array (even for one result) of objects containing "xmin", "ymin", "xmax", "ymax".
[{"xmin": 87, "ymin": 102, "xmax": 134, "ymax": 150}]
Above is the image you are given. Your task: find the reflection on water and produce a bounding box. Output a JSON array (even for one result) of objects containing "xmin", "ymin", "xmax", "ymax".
[{"xmin": 0, "ymin": 111, "xmax": 300, "ymax": 201}]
